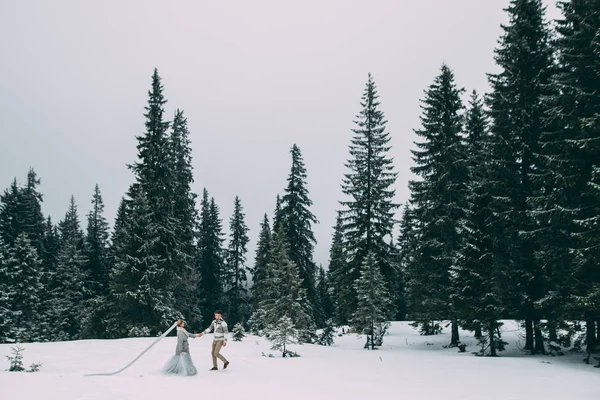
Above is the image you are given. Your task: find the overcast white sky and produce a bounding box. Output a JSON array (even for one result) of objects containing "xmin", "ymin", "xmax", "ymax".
[{"xmin": 0, "ymin": 0, "xmax": 560, "ymax": 267}]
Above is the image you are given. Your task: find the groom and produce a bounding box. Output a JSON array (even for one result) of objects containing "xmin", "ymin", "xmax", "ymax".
[{"xmin": 199, "ymin": 310, "xmax": 229, "ymax": 370}]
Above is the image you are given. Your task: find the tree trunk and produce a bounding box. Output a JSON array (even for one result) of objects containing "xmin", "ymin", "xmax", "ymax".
[
  {"xmin": 596, "ymin": 320, "xmax": 600, "ymax": 343},
  {"xmin": 475, "ymin": 323, "xmax": 482, "ymax": 339},
  {"xmin": 450, "ymin": 319, "xmax": 460, "ymax": 347},
  {"xmin": 548, "ymin": 321, "xmax": 558, "ymax": 343},
  {"xmin": 586, "ymin": 319, "xmax": 597, "ymax": 354},
  {"xmin": 524, "ymin": 318, "xmax": 534, "ymax": 351},
  {"xmin": 533, "ymin": 320, "xmax": 545, "ymax": 355},
  {"xmin": 488, "ymin": 327, "xmax": 497, "ymax": 357}
]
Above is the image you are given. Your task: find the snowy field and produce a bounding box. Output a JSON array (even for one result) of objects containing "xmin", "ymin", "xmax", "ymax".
[{"xmin": 0, "ymin": 321, "xmax": 597, "ymax": 400}]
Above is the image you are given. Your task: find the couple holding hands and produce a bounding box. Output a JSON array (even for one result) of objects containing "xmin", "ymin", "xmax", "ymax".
[{"xmin": 163, "ymin": 310, "xmax": 230, "ymax": 376}]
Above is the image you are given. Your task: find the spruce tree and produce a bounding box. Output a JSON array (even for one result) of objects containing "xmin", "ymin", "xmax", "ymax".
[
  {"xmin": 251, "ymin": 214, "xmax": 272, "ymax": 311},
  {"xmin": 351, "ymin": 252, "xmax": 393, "ymax": 349},
  {"xmin": 50, "ymin": 239, "xmax": 87, "ymax": 340},
  {"xmin": 316, "ymin": 266, "xmax": 333, "ymax": 328},
  {"xmin": 49, "ymin": 196, "xmax": 87, "ymax": 340},
  {"xmin": 260, "ymin": 227, "xmax": 313, "ymax": 341},
  {"xmin": 327, "ymin": 211, "xmax": 349, "ymax": 325},
  {"xmin": 0, "ymin": 234, "xmax": 44, "ymax": 343},
  {"xmin": 408, "ymin": 64, "xmax": 468, "ymax": 345},
  {"xmin": 267, "ymin": 316, "xmax": 299, "ymax": 357},
  {"xmin": 41, "ymin": 216, "xmax": 60, "ymax": 277},
  {"xmin": 97, "ymin": 197, "xmax": 129, "ymax": 339},
  {"xmin": 18, "ymin": 169, "xmax": 46, "ymax": 255},
  {"xmin": 58, "ymin": 195, "xmax": 84, "ymax": 247},
  {"xmin": 232, "ymin": 322, "xmax": 246, "ymax": 341},
  {"xmin": 108, "ymin": 188, "xmax": 177, "ymax": 337},
  {"xmin": 169, "ymin": 109, "xmax": 201, "ymax": 328},
  {"xmin": 0, "ymin": 180, "xmax": 23, "ymax": 246},
  {"xmin": 317, "ymin": 319, "xmax": 335, "ymax": 346},
  {"xmin": 0, "ymin": 237, "xmax": 8, "ymax": 342},
  {"xmin": 396, "ymin": 204, "xmax": 417, "ymax": 321},
  {"xmin": 272, "ymin": 195, "xmax": 284, "ymax": 234},
  {"xmin": 84, "ymin": 184, "xmax": 110, "ymax": 297},
  {"xmin": 124, "ymin": 68, "xmax": 180, "ymax": 331},
  {"xmin": 338, "ymin": 73, "xmax": 398, "ymax": 323},
  {"xmin": 486, "ymin": 0, "xmax": 555, "ymax": 354},
  {"xmin": 224, "ymin": 196, "xmax": 250, "ymax": 324},
  {"xmin": 540, "ymin": 0, "xmax": 600, "ymax": 353},
  {"xmin": 197, "ymin": 189, "xmax": 225, "ymax": 324},
  {"xmin": 451, "ymin": 91, "xmax": 506, "ymax": 356},
  {"xmin": 280, "ymin": 144, "xmax": 319, "ymax": 323}
]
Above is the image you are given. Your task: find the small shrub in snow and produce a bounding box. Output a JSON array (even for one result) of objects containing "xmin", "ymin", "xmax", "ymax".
[
  {"xmin": 267, "ymin": 316, "xmax": 299, "ymax": 357},
  {"xmin": 127, "ymin": 326, "xmax": 151, "ymax": 337},
  {"xmin": 317, "ymin": 319, "xmax": 335, "ymax": 346},
  {"xmin": 410, "ymin": 320, "xmax": 442, "ymax": 336},
  {"xmin": 6, "ymin": 346, "xmax": 25, "ymax": 371},
  {"xmin": 373, "ymin": 322, "xmax": 390, "ymax": 347},
  {"xmin": 232, "ymin": 322, "xmax": 245, "ymax": 341},
  {"xmin": 27, "ymin": 362, "xmax": 42, "ymax": 372},
  {"xmin": 284, "ymin": 350, "xmax": 300, "ymax": 358},
  {"xmin": 248, "ymin": 308, "xmax": 267, "ymax": 336}
]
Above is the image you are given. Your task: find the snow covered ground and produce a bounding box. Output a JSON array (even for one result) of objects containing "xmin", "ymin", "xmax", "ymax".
[{"xmin": 0, "ymin": 321, "xmax": 597, "ymax": 400}]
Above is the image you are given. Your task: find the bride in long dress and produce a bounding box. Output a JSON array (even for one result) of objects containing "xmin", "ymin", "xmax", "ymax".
[{"xmin": 162, "ymin": 319, "xmax": 200, "ymax": 376}]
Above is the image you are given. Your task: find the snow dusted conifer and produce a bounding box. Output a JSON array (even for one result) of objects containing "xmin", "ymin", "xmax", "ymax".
[
  {"xmin": 232, "ymin": 322, "xmax": 246, "ymax": 341},
  {"xmin": 0, "ymin": 234, "xmax": 44, "ymax": 343},
  {"xmin": 198, "ymin": 191, "xmax": 226, "ymax": 325},
  {"xmin": 251, "ymin": 214, "xmax": 272, "ymax": 311},
  {"xmin": 351, "ymin": 252, "xmax": 392, "ymax": 349},
  {"xmin": 267, "ymin": 316, "xmax": 299, "ymax": 357},
  {"xmin": 407, "ymin": 64, "xmax": 467, "ymax": 345},
  {"xmin": 224, "ymin": 196, "xmax": 250, "ymax": 325},
  {"xmin": 280, "ymin": 144, "xmax": 319, "ymax": 323},
  {"xmin": 338, "ymin": 74, "xmax": 399, "ymax": 323},
  {"xmin": 317, "ymin": 319, "xmax": 335, "ymax": 346},
  {"xmin": 486, "ymin": 0, "xmax": 555, "ymax": 354}
]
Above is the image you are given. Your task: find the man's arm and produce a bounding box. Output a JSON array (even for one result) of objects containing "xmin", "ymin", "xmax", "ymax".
[
  {"xmin": 222, "ymin": 322, "xmax": 229, "ymax": 343},
  {"xmin": 203, "ymin": 321, "xmax": 214, "ymax": 334}
]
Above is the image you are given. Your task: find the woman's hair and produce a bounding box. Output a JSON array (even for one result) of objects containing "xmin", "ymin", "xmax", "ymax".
[{"xmin": 177, "ymin": 319, "xmax": 184, "ymax": 327}]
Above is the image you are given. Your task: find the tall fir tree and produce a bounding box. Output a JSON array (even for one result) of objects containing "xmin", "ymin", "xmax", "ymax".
[
  {"xmin": 197, "ymin": 189, "xmax": 225, "ymax": 324},
  {"xmin": 407, "ymin": 64, "xmax": 468, "ymax": 345},
  {"xmin": 18, "ymin": 169, "xmax": 46, "ymax": 255},
  {"xmin": 108, "ymin": 188, "xmax": 177, "ymax": 337},
  {"xmin": 0, "ymin": 237, "xmax": 7, "ymax": 342},
  {"xmin": 0, "ymin": 179, "xmax": 23, "ymax": 247},
  {"xmin": 316, "ymin": 265, "xmax": 333, "ymax": 328},
  {"xmin": 58, "ymin": 195, "xmax": 84, "ymax": 246},
  {"xmin": 272, "ymin": 194, "xmax": 284, "ymax": 234},
  {"xmin": 0, "ymin": 234, "xmax": 44, "ymax": 343},
  {"xmin": 41, "ymin": 216, "xmax": 60, "ymax": 277},
  {"xmin": 84, "ymin": 184, "xmax": 110, "ymax": 298},
  {"xmin": 327, "ymin": 211, "xmax": 348, "ymax": 325},
  {"xmin": 338, "ymin": 74, "xmax": 399, "ymax": 324},
  {"xmin": 535, "ymin": 0, "xmax": 600, "ymax": 353},
  {"xmin": 251, "ymin": 213, "xmax": 272, "ymax": 311},
  {"xmin": 49, "ymin": 196, "xmax": 87, "ymax": 340},
  {"xmin": 98, "ymin": 197, "xmax": 130, "ymax": 339},
  {"xmin": 224, "ymin": 196, "xmax": 250, "ymax": 324},
  {"xmin": 124, "ymin": 68, "xmax": 181, "ymax": 332},
  {"xmin": 260, "ymin": 227, "xmax": 313, "ymax": 341},
  {"xmin": 451, "ymin": 91, "xmax": 506, "ymax": 355},
  {"xmin": 351, "ymin": 252, "xmax": 393, "ymax": 349},
  {"xmin": 396, "ymin": 204, "xmax": 418, "ymax": 322},
  {"xmin": 168, "ymin": 109, "xmax": 201, "ymax": 328},
  {"xmin": 486, "ymin": 0, "xmax": 555, "ymax": 354},
  {"xmin": 280, "ymin": 144, "xmax": 319, "ymax": 324}
]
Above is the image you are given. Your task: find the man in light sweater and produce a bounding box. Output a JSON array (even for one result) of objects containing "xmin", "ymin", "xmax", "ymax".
[{"xmin": 199, "ymin": 310, "xmax": 229, "ymax": 370}]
